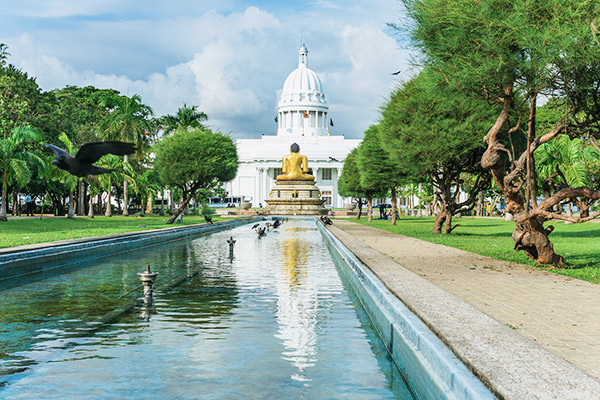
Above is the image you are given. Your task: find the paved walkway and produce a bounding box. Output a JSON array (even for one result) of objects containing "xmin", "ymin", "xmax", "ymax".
[{"xmin": 331, "ymin": 219, "xmax": 600, "ymax": 383}]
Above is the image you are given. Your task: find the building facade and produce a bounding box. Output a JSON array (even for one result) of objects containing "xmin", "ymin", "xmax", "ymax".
[{"xmin": 226, "ymin": 44, "xmax": 361, "ymax": 208}]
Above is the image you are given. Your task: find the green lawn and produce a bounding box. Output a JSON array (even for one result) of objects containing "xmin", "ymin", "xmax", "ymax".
[
  {"xmin": 353, "ymin": 216, "xmax": 600, "ymax": 284},
  {"xmin": 0, "ymin": 214, "xmax": 226, "ymax": 249}
]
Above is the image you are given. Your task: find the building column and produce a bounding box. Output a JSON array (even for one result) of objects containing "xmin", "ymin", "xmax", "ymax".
[
  {"xmin": 256, "ymin": 167, "xmax": 263, "ymax": 206},
  {"xmin": 263, "ymin": 168, "xmax": 270, "ymax": 204},
  {"xmin": 335, "ymin": 168, "xmax": 343, "ymax": 207}
]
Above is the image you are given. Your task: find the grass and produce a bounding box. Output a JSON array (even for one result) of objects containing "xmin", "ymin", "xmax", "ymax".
[
  {"xmin": 0, "ymin": 214, "xmax": 227, "ymax": 249},
  {"xmin": 3, "ymin": 212, "xmax": 598, "ymax": 284},
  {"xmin": 352, "ymin": 216, "xmax": 600, "ymax": 284}
]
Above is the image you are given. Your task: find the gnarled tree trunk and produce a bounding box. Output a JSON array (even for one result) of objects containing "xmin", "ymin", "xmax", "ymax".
[
  {"xmin": 355, "ymin": 198, "xmax": 363, "ymax": 220},
  {"xmin": 391, "ymin": 186, "xmax": 398, "ymax": 226},
  {"xmin": 478, "ymin": 87, "xmax": 600, "ymax": 265}
]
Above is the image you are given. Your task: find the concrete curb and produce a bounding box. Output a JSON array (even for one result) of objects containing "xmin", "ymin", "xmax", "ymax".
[
  {"xmin": 319, "ymin": 221, "xmax": 494, "ymax": 399},
  {"xmin": 325, "ymin": 224, "xmax": 600, "ymax": 400},
  {"xmin": 0, "ymin": 217, "xmax": 263, "ymax": 281}
]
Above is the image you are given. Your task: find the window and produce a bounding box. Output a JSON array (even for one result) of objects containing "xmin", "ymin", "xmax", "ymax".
[
  {"xmin": 322, "ymin": 169, "xmax": 332, "ymax": 180},
  {"xmin": 322, "ymin": 190, "xmax": 332, "ymax": 206}
]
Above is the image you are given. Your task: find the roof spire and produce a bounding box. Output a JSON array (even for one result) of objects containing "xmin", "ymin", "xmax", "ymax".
[{"xmin": 298, "ymin": 41, "xmax": 308, "ymax": 68}]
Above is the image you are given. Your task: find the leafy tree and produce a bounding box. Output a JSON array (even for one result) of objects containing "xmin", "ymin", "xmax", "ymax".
[
  {"xmin": 536, "ymin": 135, "xmax": 600, "ymax": 217},
  {"xmin": 99, "ymin": 93, "xmax": 153, "ymax": 216},
  {"xmin": 52, "ymin": 86, "xmax": 120, "ymax": 144},
  {"xmin": 338, "ymin": 147, "xmax": 366, "ymax": 219},
  {"xmin": 93, "ymin": 154, "xmax": 126, "ymax": 217},
  {"xmin": 0, "ymin": 126, "xmax": 43, "ymax": 221},
  {"xmin": 399, "ymin": 0, "xmax": 600, "ymax": 263},
  {"xmin": 130, "ymin": 169, "xmax": 158, "ymax": 217},
  {"xmin": 380, "ymin": 69, "xmax": 495, "ymax": 233},
  {"xmin": 0, "ymin": 43, "xmax": 7, "ymax": 67},
  {"xmin": 154, "ymin": 128, "xmax": 238, "ymax": 224},
  {"xmin": 0, "ymin": 66, "xmax": 46, "ymax": 138},
  {"xmin": 50, "ymin": 132, "xmax": 82, "ymax": 218},
  {"xmin": 356, "ymin": 125, "xmax": 395, "ymax": 222},
  {"xmin": 161, "ymin": 104, "xmax": 207, "ymax": 135}
]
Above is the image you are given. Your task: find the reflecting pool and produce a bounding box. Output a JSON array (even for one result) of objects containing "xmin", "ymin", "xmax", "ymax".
[{"xmin": 0, "ymin": 219, "xmax": 414, "ymax": 399}]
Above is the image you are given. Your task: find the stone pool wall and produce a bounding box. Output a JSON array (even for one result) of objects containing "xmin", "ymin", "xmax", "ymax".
[{"xmin": 0, "ymin": 217, "xmax": 262, "ymax": 281}]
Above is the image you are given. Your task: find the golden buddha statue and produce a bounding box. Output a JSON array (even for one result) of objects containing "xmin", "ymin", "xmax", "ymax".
[{"xmin": 276, "ymin": 143, "xmax": 315, "ymax": 181}]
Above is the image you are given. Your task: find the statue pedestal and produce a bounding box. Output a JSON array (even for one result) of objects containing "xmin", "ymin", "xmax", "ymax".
[{"xmin": 264, "ymin": 180, "xmax": 327, "ymax": 215}]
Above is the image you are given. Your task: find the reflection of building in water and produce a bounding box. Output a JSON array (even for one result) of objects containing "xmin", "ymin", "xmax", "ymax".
[{"xmin": 275, "ymin": 226, "xmax": 329, "ymax": 381}]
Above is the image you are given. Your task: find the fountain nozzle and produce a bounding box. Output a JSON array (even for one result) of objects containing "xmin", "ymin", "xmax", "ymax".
[{"xmin": 137, "ymin": 265, "xmax": 159, "ymax": 304}]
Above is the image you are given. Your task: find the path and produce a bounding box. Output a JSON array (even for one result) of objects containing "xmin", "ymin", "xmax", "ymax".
[{"xmin": 330, "ymin": 219, "xmax": 600, "ymax": 395}]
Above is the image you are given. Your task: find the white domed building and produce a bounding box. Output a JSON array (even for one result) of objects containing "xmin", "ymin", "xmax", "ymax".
[{"xmin": 225, "ymin": 44, "xmax": 361, "ymax": 208}]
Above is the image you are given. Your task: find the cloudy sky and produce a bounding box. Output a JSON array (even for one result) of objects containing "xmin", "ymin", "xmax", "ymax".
[{"xmin": 0, "ymin": 0, "xmax": 413, "ymax": 139}]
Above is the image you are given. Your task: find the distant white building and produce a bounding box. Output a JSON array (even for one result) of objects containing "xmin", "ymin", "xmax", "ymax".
[{"xmin": 226, "ymin": 43, "xmax": 361, "ymax": 208}]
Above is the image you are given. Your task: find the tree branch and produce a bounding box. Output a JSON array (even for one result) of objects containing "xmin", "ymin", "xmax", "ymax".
[
  {"xmin": 589, "ymin": 136, "xmax": 600, "ymax": 153},
  {"xmin": 536, "ymin": 186, "xmax": 600, "ymax": 212},
  {"xmin": 528, "ymin": 209, "xmax": 600, "ymax": 223}
]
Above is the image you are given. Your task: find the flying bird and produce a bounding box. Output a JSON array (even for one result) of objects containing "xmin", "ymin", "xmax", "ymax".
[
  {"xmin": 391, "ymin": 70, "xmax": 402, "ymax": 75},
  {"xmin": 251, "ymin": 223, "xmax": 260, "ymax": 229},
  {"xmin": 44, "ymin": 141, "xmax": 136, "ymax": 177},
  {"xmin": 328, "ymin": 156, "xmax": 339, "ymax": 162}
]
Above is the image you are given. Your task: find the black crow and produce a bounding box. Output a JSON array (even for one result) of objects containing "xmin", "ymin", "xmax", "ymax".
[
  {"xmin": 251, "ymin": 223, "xmax": 260, "ymax": 229},
  {"xmin": 44, "ymin": 141, "xmax": 136, "ymax": 177},
  {"xmin": 204, "ymin": 215, "xmax": 213, "ymax": 224},
  {"xmin": 320, "ymin": 215, "xmax": 333, "ymax": 225},
  {"xmin": 273, "ymin": 219, "xmax": 281, "ymax": 228},
  {"xmin": 328, "ymin": 156, "xmax": 339, "ymax": 162}
]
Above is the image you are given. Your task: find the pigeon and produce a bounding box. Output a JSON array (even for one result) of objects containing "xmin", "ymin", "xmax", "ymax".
[
  {"xmin": 320, "ymin": 215, "xmax": 333, "ymax": 225},
  {"xmin": 204, "ymin": 215, "xmax": 213, "ymax": 224},
  {"xmin": 44, "ymin": 141, "xmax": 136, "ymax": 177}
]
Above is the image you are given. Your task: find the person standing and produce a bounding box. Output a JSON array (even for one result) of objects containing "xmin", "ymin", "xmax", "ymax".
[{"xmin": 25, "ymin": 193, "xmax": 34, "ymax": 216}]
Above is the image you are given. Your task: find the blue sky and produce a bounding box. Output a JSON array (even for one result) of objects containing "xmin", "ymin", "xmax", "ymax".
[{"xmin": 0, "ymin": 0, "xmax": 413, "ymax": 139}]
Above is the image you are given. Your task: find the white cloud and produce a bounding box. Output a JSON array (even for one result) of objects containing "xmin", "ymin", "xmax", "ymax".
[{"xmin": 2, "ymin": 2, "xmax": 412, "ymax": 139}]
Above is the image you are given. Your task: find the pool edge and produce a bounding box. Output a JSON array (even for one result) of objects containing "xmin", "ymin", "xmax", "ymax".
[
  {"xmin": 318, "ymin": 221, "xmax": 494, "ymax": 400},
  {"xmin": 319, "ymin": 221, "xmax": 600, "ymax": 400},
  {"xmin": 0, "ymin": 217, "xmax": 263, "ymax": 281}
]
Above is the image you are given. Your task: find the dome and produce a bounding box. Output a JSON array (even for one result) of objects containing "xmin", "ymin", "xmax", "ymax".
[
  {"xmin": 277, "ymin": 43, "xmax": 330, "ymax": 137},
  {"xmin": 281, "ymin": 67, "xmax": 324, "ymax": 100},
  {"xmin": 279, "ymin": 43, "xmax": 327, "ymax": 105}
]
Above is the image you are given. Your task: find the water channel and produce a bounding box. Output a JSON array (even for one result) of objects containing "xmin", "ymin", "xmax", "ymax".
[{"xmin": 0, "ymin": 219, "xmax": 415, "ymax": 399}]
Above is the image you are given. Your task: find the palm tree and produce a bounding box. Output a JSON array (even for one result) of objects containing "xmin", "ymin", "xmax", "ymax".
[
  {"xmin": 160, "ymin": 104, "xmax": 208, "ymax": 215},
  {"xmin": 99, "ymin": 93, "xmax": 153, "ymax": 216},
  {"xmin": 96, "ymin": 154, "xmax": 132, "ymax": 217},
  {"xmin": 536, "ymin": 135, "xmax": 600, "ymax": 216},
  {"xmin": 130, "ymin": 169, "xmax": 158, "ymax": 217},
  {"xmin": 0, "ymin": 126, "xmax": 43, "ymax": 221},
  {"xmin": 161, "ymin": 104, "xmax": 207, "ymax": 135},
  {"xmin": 53, "ymin": 132, "xmax": 81, "ymax": 219}
]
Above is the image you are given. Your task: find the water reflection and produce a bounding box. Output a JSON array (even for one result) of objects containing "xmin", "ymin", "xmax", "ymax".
[
  {"xmin": 275, "ymin": 226, "xmax": 321, "ymax": 381},
  {"xmin": 1, "ymin": 220, "xmax": 413, "ymax": 399}
]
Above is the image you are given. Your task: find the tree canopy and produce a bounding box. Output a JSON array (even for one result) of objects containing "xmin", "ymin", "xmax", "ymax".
[
  {"xmin": 379, "ymin": 68, "xmax": 497, "ymax": 233},
  {"xmin": 356, "ymin": 125, "xmax": 395, "ymax": 221},
  {"xmin": 154, "ymin": 127, "xmax": 238, "ymax": 224},
  {"xmin": 399, "ymin": 0, "xmax": 600, "ymax": 263}
]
